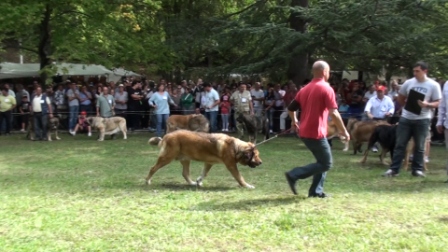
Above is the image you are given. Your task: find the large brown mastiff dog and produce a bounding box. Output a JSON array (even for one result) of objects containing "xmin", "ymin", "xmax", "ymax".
[
  {"xmin": 166, "ymin": 114, "xmax": 209, "ymax": 133},
  {"xmin": 147, "ymin": 130, "xmax": 262, "ymax": 188},
  {"xmin": 85, "ymin": 116, "xmax": 127, "ymax": 141}
]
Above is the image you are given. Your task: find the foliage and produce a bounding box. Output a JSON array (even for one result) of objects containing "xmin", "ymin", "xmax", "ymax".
[{"xmin": 1, "ymin": 134, "xmax": 448, "ymax": 251}]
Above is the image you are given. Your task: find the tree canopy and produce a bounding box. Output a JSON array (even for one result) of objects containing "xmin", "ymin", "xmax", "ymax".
[{"xmin": 1, "ymin": 0, "xmax": 448, "ymax": 83}]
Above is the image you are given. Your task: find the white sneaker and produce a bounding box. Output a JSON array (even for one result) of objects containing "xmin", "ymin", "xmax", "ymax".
[
  {"xmin": 424, "ymin": 156, "xmax": 429, "ymax": 163},
  {"xmin": 372, "ymin": 147, "xmax": 378, "ymax": 153},
  {"xmin": 383, "ymin": 169, "xmax": 398, "ymax": 177},
  {"xmin": 88, "ymin": 132, "xmax": 92, "ymax": 137},
  {"xmin": 20, "ymin": 129, "xmax": 25, "ymax": 132},
  {"xmin": 69, "ymin": 130, "xmax": 75, "ymax": 136}
]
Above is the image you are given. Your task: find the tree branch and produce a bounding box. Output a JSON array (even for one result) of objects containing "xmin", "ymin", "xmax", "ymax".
[
  {"xmin": 1, "ymin": 44, "xmax": 38, "ymax": 54},
  {"xmin": 224, "ymin": 0, "xmax": 268, "ymax": 18},
  {"xmin": 53, "ymin": 10, "xmax": 92, "ymax": 19}
]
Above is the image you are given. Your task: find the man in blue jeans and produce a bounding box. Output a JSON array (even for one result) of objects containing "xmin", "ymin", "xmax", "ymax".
[
  {"xmin": 383, "ymin": 61, "xmax": 442, "ymax": 177},
  {"xmin": 202, "ymin": 82, "xmax": 220, "ymax": 133},
  {"xmin": 284, "ymin": 60, "xmax": 350, "ymax": 198}
]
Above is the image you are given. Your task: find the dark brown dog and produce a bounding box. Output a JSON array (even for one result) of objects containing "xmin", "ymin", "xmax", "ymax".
[
  {"xmin": 235, "ymin": 112, "xmax": 269, "ymax": 144},
  {"xmin": 147, "ymin": 130, "xmax": 262, "ymax": 188},
  {"xmin": 166, "ymin": 114, "xmax": 209, "ymax": 134},
  {"xmin": 346, "ymin": 118, "xmax": 390, "ymax": 154}
]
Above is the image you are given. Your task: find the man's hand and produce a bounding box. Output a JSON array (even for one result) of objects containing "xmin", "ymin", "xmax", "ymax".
[
  {"xmin": 250, "ymin": 111, "xmax": 254, "ymax": 116},
  {"xmin": 437, "ymin": 125, "xmax": 444, "ymax": 134},
  {"xmin": 418, "ymin": 100, "xmax": 429, "ymax": 108},
  {"xmin": 49, "ymin": 113, "xmax": 53, "ymax": 118},
  {"xmin": 367, "ymin": 113, "xmax": 373, "ymax": 120},
  {"xmin": 96, "ymin": 113, "xmax": 100, "ymax": 117},
  {"xmin": 290, "ymin": 120, "xmax": 299, "ymax": 133},
  {"xmin": 385, "ymin": 112, "xmax": 392, "ymax": 117},
  {"xmin": 339, "ymin": 130, "xmax": 350, "ymax": 141}
]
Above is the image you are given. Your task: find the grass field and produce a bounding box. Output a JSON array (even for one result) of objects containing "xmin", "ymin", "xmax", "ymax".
[{"xmin": 1, "ymin": 132, "xmax": 448, "ymax": 252}]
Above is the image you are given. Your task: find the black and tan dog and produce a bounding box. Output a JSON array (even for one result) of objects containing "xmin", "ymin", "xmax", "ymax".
[
  {"xmin": 360, "ymin": 124, "xmax": 397, "ymax": 165},
  {"xmin": 235, "ymin": 112, "xmax": 269, "ymax": 144},
  {"xmin": 147, "ymin": 130, "xmax": 263, "ymax": 188},
  {"xmin": 26, "ymin": 115, "xmax": 61, "ymax": 141}
]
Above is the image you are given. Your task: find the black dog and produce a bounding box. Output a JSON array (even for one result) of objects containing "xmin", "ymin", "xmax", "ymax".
[
  {"xmin": 236, "ymin": 113, "xmax": 270, "ymax": 144},
  {"xmin": 360, "ymin": 124, "xmax": 397, "ymax": 165}
]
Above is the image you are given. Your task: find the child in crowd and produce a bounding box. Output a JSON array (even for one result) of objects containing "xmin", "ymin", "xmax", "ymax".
[
  {"xmin": 70, "ymin": 111, "xmax": 91, "ymax": 136},
  {"xmin": 220, "ymin": 90, "xmax": 231, "ymax": 132}
]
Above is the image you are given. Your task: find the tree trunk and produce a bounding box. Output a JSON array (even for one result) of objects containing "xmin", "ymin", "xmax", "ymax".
[
  {"xmin": 38, "ymin": 4, "xmax": 52, "ymax": 87},
  {"xmin": 286, "ymin": 0, "xmax": 309, "ymax": 86}
]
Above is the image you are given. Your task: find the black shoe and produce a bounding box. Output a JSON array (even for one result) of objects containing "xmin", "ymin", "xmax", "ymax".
[
  {"xmin": 284, "ymin": 172, "xmax": 297, "ymax": 195},
  {"xmin": 308, "ymin": 193, "xmax": 329, "ymax": 198}
]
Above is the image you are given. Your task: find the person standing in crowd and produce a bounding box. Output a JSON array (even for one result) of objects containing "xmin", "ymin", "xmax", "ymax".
[
  {"xmin": 66, "ymin": 82, "xmax": 80, "ymax": 133},
  {"xmin": 220, "ymin": 87, "xmax": 231, "ymax": 132},
  {"xmin": 30, "ymin": 87, "xmax": 53, "ymax": 141},
  {"xmin": 383, "ymin": 61, "xmax": 442, "ymax": 177},
  {"xmin": 251, "ymin": 82, "xmax": 265, "ymax": 118},
  {"xmin": 96, "ymin": 87, "xmax": 115, "ymax": 118},
  {"xmin": 202, "ymin": 82, "xmax": 220, "ymax": 133},
  {"xmin": 114, "ymin": 84, "xmax": 128, "ymax": 117},
  {"xmin": 127, "ymin": 80, "xmax": 144, "ymax": 131},
  {"xmin": 180, "ymin": 86, "xmax": 195, "ymax": 115},
  {"xmin": 284, "ymin": 60, "xmax": 350, "ymax": 198},
  {"xmin": 149, "ymin": 83, "xmax": 178, "ymax": 137},
  {"xmin": 436, "ymin": 79, "xmax": 448, "ymax": 183},
  {"xmin": 0, "ymin": 86, "xmax": 16, "ymax": 136},
  {"xmin": 79, "ymin": 85, "xmax": 93, "ymax": 114},
  {"xmin": 19, "ymin": 95, "xmax": 30, "ymax": 132},
  {"xmin": 364, "ymin": 85, "xmax": 395, "ymax": 152},
  {"xmin": 231, "ymin": 82, "xmax": 254, "ymax": 138}
]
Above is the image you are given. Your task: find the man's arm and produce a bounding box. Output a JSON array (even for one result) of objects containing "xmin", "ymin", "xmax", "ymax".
[
  {"xmin": 287, "ymin": 100, "xmax": 300, "ymax": 128},
  {"xmin": 46, "ymin": 97, "xmax": 53, "ymax": 114},
  {"xmin": 364, "ymin": 98, "xmax": 373, "ymax": 118},
  {"xmin": 387, "ymin": 99, "xmax": 395, "ymax": 115},
  {"xmin": 329, "ymin": 109, "xmax": 349, "ymax": 138}
]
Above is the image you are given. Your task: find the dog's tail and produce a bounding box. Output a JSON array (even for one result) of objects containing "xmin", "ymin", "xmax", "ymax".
[{"xmin": 148, "ymin": 137, "xmax": 163, "ymax": 146}]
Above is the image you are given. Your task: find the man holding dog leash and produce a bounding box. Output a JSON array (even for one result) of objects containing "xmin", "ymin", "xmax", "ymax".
[{"xmin": 284, "ymin": 60, "xmax": 350, "ymax": 198}]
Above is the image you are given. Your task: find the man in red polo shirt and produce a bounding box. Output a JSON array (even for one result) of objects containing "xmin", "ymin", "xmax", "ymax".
[{"xmin": 285, "ymin": 60, "xmax": 350, "ymax": 198}]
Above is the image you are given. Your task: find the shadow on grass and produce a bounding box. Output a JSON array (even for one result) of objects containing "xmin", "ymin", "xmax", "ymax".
[
  {"xmin": 195, "ymin": 196, "xmax": 302, "ymax": 211},
  {"xmin": 155, "ymin": 183, "xmax": 234, "ymax": 192}
]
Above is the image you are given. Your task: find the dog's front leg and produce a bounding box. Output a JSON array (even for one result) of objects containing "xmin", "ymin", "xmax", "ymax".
[
  {"xmin": 225, "ymin": 163, "xmax": 254, "ymax": 189},
  {"xmin": 98, "ymin": 128, "xmax": 105, "ymax": 141},
  {"xmin": 47, "ymin": 131, "xmax": 52, "ymax": 141},
  {"xmin": 196, "ymin": 163, "xmax": 213, "ymax": 187},
  {"xmin": 55, "ymin": 130, "xmax": 61, "ymax": 140}
]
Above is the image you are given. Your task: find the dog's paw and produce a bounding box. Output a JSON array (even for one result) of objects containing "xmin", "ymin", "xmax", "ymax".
[
  {"xmin": 56, "ymin": 137, "xmax": 61, "ymax": 140},
  {"xmin": 244, "ymin": 184, "xmax": 255, "ymax": 189},
  {"xmin": 97, "ymin": 139, "xmax": 104, "ymax": 142},
  {"xmin": 145, "ymin": 180, "xmax": 151, "ymax": 185},
  {"xmin": 342, "ymin": 148, "xmax": 348, "ymax": 152},
  {"xmin": 196, "ymin": 177, "xmax": 203, "ymax": 187}
]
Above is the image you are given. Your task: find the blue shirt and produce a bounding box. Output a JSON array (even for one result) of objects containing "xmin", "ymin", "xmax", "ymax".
[{"xmin": 149, "ymin": 91, "xmax": 175, "ymax": 115}]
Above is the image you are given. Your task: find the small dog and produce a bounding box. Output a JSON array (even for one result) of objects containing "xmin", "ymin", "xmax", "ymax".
[
  {"xmin": 235, "ymin": 112, "xmax": 269, "ymax": 144},
  {"xmin": 26, "ymin": 115, "xmax": 61, "ymax": 141},
  {"xmin": 346, "ymin": 117, "xmax": 390, "ymax": 154}
]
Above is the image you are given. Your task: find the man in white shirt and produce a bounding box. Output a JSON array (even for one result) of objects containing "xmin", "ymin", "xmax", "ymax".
[
  {"xmin": 383, "ymin": 61, "xmax": 442, "ymax": 177},
  {"xmin": 31, "ymin": 87, "xmax": 53, "ymax": 141},
  {"xmin": 364, "ymin": 85, "xmax": 395, "ymax": 152},
  {"xmin": 250, "ymin": 82, "xmax": 265, "ymax": 117},
  {"xmin": 202, "ymin": 82, "xmax": 220, "ymax": 132},
  {"xmin": 436, "ymin": 80, "xmax": 448, "ymax": 183}
]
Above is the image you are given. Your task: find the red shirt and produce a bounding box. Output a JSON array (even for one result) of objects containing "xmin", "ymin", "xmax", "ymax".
[{"xmin": 295, "ymin": 78, "xmax": 338, "ymax": 139}]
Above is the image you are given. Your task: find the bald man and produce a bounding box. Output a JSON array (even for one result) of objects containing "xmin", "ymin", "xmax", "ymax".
[{"xmin": 284, "ymin": 60, "xmax": 350, "ymax": 198}]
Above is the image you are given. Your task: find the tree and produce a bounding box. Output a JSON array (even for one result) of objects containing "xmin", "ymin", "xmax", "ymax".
[{"xmin": 0, "ymin": 0, "xmax": 164, "ymax": 84}]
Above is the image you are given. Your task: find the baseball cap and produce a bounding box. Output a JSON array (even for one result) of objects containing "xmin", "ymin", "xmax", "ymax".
[
  {"xmin": 80, "ymin": 111, "xmax": 87, "ymax": 115},
  {"xmin": 377, "ymin": 86, "xmax": 387, "ymax": 92}
]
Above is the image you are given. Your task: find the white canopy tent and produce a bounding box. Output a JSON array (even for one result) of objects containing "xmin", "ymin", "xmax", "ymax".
[
  {"xmin": 0, "ymin": 62, "xmax": 138, "ymax": 80},
  {"xmin": 107, "ymin": 68, "xmax": 141, "ymax": 83}
]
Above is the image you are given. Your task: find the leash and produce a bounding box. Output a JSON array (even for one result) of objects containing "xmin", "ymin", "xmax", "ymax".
[{"xmin": 256, "ymin": 128, "xmax": 295, "ymax": 146}]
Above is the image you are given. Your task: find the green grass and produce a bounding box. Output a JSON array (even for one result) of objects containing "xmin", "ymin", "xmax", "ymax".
[{"xmin": 1, "ymin": 132, "xmax": 448, "ymax": 252}]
